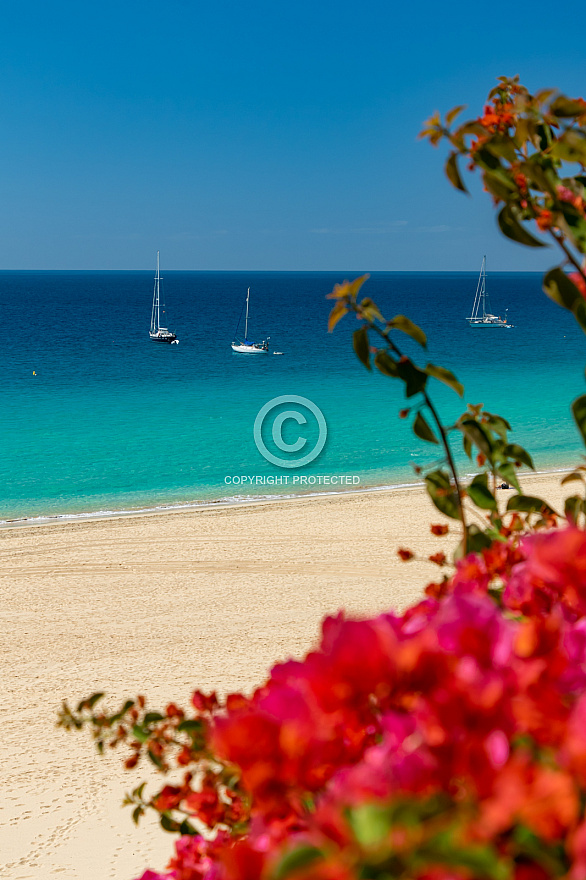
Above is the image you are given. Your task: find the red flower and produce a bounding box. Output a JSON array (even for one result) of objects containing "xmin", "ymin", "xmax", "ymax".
[
  {"xmin": 191, "ymin": 691, "xmax": 219, "ymax": 713},
  {"xmin": 536, "ymin": 209, "xmax": 553, "ymax": 231},
  {"xmin": 514, "ymin": 173, "xmax": 528, "ymax": 193},
  {"xmin": 165, "ymin": 702, "xmax": 185, "ymax": 719},
  {"xmin": 505, "ymin": 527, "xmax": 586, "ymax": 617},
  {"xmin": 398, "ymin": 548, "xmax": 414, "ymax": 561},
  {"xmin": 429, "ymin": 552, "xmax": 447, "ymax": 566}
]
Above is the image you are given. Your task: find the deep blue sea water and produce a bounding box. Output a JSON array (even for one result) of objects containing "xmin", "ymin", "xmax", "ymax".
[{"xmin": 1, "ymin": 270, "xmax": 584, "ymax": 522}]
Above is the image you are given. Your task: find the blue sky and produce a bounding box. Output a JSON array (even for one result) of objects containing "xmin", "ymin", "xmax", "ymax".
[{"xmin": 2, "ymin": 0, "xmax": 585, "ymax": 270}]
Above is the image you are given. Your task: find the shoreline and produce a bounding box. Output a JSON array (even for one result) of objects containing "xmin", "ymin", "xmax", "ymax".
[{"xmin": 0, "ymin": 466, "xmax": 574, "ymax": 531}]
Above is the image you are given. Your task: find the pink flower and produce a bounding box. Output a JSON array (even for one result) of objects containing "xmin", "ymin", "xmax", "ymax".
[{"xmin": 506, "ymin": 527, "xmax": 586, "ymax": 618}]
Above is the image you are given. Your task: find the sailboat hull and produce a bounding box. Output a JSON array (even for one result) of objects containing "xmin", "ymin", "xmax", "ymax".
[
  {"xmin": 150, "ymin": 331, "xmax": 178, "ymax": 343},
  {"xmin": 231, "ymin": 342, "xmax": 268, "ymax": 353},
  {"xmin": 467, "ymin": 320, "xmax": 513, "ymax": 328}
]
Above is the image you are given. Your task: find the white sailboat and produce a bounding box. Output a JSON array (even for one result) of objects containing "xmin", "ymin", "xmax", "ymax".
[
  {"xmin": 231, "ymin": 287, "xmax": 269, "ymax": 353},
  {"xmin": 467, "ymin": 256, "xmax": 513, "ymax": 328},
  {"xmin": 149, "ymin": 251, "xmax": 179, "ymax": 344}
]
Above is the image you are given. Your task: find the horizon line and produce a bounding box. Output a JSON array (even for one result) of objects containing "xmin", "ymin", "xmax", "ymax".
[{"xmin": 0, "ymin": 267, "xmax": 548, "ymax": 273}]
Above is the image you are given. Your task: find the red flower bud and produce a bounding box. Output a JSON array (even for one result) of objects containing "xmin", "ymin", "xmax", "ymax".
[{"xmin": 429, "ymin": 552, "xmax": 447, "ymax": 566}]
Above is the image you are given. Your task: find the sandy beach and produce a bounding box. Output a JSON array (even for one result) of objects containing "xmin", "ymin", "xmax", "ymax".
[{"xmin": 0, "ymin": 474, "xmax": 572, "ymax": 879}]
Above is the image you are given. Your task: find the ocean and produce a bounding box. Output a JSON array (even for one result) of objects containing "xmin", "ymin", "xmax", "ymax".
[{"xmin": 1, "ymin": 270, "xmax": 584, "ymax": 523}]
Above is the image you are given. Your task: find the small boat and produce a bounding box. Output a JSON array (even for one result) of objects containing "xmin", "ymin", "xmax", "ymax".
[
  {"xmin": 467, "ymin": 256, "xmax": 513, "ymax": 328},
  {"xmin": 150, "ymin": 251, "xmax": 178, "ymax": 344},
  {"xmin": 231, "ymin": 287, "xmax": 269, "ymax": 353}
]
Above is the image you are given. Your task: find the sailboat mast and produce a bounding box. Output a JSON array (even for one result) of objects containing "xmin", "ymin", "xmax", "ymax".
[
  {"xmin": 156, "ymin": 251, "xmax": 161, "ymax": 331},
  {"xmin": 245, "ymin": 287, "xmax": 250, "ymax": 340},
  {"xmin": 480, "ymin": 255, "xmax": 486, "ymax": 318},
  {"xmin": 151, "ymin": 252, "xmax": 158, "ymax": 332}
]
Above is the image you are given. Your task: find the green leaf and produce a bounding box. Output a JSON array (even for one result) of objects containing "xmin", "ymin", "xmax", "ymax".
[
  {"xmin": 561, "ymin": 471, "xmax": 585, "ymax": 485},
  {"xmin": 457, "ymin": 121, "xmax": 486, "ymax": 137},
  {"xmin": 498, "ymin": 204, "xmax": 546, "ymax": 248},
  {"xmin": 512, "ymin": 824, "xmax": 568, "ymax": 877},
  {"xmin": 132, "ymin": 806, "xmax": 144, "ymax": 826},
  {"xmin": 536, "ymin": 122, "xmax": 553, "ymax": 151},
  {"xmin": 484, "ymin": 135, "xmax": 518, "ymax": 163},
  {"xmin": 520, "ymin": 159, "xmax": 556, "ymax": 196},
  {"xmin": 551, "ymin": 130, "xmax": 586, "ymax": 164},
  {"xmin": 374, "ymin": 350, "xmax": 399, "ymax": 377},
  {"xmin": 274, "ymin": 846, "xmax": 324, "ymax": 880},
  {"xmin": 503, "ymin": 443, "xmax": 535, "ymax": 470},
  {"xmin": 475, "ymin": 147, "xmax": 501, "ymax": 171},
  {"xmin": 327, "ymin": 300, "xmax": 348, "ymax": 332},
  {"xmin": 353, "ymin": 326, "xmax": 371, "ymax": 370},
  {"xmin": 495, "ymin": 461, "xmax": 520, "ymax": 492},
  {"xmin": 160, "ymin": 812, "xmax": 181, "ymax": 833},
  {"xmin": 575, "ymin": 298, "xmax": 586, "ymax": 335},
  {"xmin": 431, "ymin": 839, "xmax": 507, "ymax": 880},
  {"xmin": 550, "ymin": 96, "xmax": 586, "ymax": 118},
  {"xmin": 565, "ymin": 495, "xmax": 583, "ymax": 523},
  {"xmin": 359, "ymin": 297, "xmax": 384, "ymax": 323},
  {"xmin": 467, "ymin": 474, "xmax": 497, "ymax": 511},
  {"xmin": 425, "ymin": 363, "xmax": 464, "ymax": 397},
  {"xmin": 573, "ymin": 394, "xmax": 586, "ymax": 447},
  {"xmin": 560, "ymin": 203, "xmax": 586, "ymax": 252},
  {"xmin": 388, "ymin": 315, "xmax": 427, "ymax": 347},
  {"xmin": 396, "ymin": 359, "xmax": 428, "ymax": 398},
  {"xmin": 543, "ymin": 267, "xmax": 582, "ymax": 311},
  {"xmin": 76, "ymin": 692, "xmax": 105, "ymax": 713},
  {"xmin": 413, "ymin": 411, "xmax": 439, "ymax": 444},
  {"xmin": 177, "ymin": 719, "xmax": 203, "ymax": 733},
  {"xmin": 349, "ymin": 804, "xmax": 393, "ymax": 847},
  {"xmin": 143, "ymin": 712, "xmax": 165, "ymax": 725},
  {"xmin": 148, "ymin": 747, "xmax": 163, "ymax": 769},
  {"xmin": 425, "ymin": 469, "xmax": 462, "ymax": 520},
  {"xmin": 110, "ymin": 700, "xmax": 135, "ymax": 724},
  {"xmin": 132, "ymin": 724, "xmax": 149, "ymax": 744},
  {"xmin": 483, "ymin": 171, "xmax": 517, "ymax": 202},
  {"xmin": 506, "ymin": 495, "xmax": 557, "ymax": 515},
  {"xmin": 179, "ymin": 819, "xmax": 198, "ymax": 836},
  {"xmin": 446, "ymin": 104, "xmax": 466, "ymax": 126},
  {"xmin": 483, "ymin": 412, "xmax": 511, "ymax": 439},
  {"xmin": 459, "ymin": 418, "xmax": 493, "ymax": 460},
  {"xmin": 133, "ymin": 782, "xmax": 147, "ymax": 799},
  {"xmin": 445, "ymin": 152, "xmax": 468, "ymax": 193}
]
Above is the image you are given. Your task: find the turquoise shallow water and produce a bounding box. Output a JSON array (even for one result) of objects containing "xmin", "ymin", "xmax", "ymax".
[{"xmin": 1, "ymin": 270, "xmax": 584, "ymax": 522}]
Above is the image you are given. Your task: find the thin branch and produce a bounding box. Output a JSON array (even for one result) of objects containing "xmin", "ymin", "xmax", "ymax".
[
  {"xmin": 352, "ymin": 306, "xmax": 468, "ymax": 552},
  {"xmin": 422, "ymin": 390, "xmax": 467, "ymax": 545}
]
